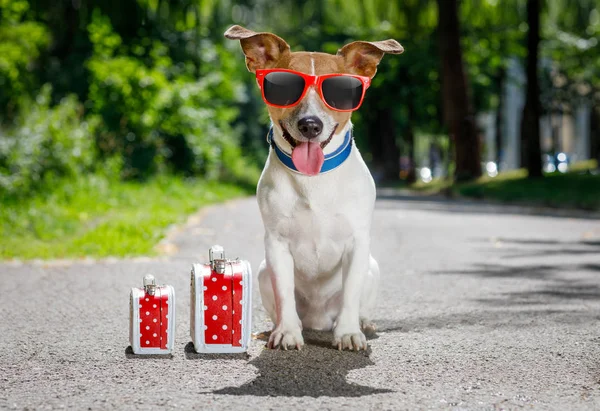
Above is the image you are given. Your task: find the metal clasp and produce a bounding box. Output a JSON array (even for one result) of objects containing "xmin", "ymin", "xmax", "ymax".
[
  {"xmin": 209, "ymin": 245, "xmax": 227, "ymax": 274},
  {"xmin": 143, "ymin": 274, "xmax": 157, "ymax": 295}
]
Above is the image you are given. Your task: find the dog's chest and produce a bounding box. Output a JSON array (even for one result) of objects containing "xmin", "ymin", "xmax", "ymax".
[
  {"xmin": 258, "ymin": 150, "xmax": 374, "ymax": 277},
  {"xmin": 282, "ymin": 199, "xmax": 352, "ymax": 276}
]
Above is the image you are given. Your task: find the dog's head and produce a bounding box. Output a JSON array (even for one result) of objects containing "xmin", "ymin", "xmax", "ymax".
[{"xmin": 225, "ymin": 25, "xmax": 403, "ymax": 175}]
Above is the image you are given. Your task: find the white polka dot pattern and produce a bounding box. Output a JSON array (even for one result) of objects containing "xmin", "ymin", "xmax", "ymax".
[
  {"xmin": 200, "ymin": 261, "xmax": 246, "ymax": 347},
  {"xmin": 137, "ymin": 284, "xmax": 171, "ymax": 350}
]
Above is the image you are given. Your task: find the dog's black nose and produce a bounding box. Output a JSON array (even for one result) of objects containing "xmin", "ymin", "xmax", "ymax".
[{"xmin": 297, "ymin": 116, "xmax": 323, "ymax": 139}]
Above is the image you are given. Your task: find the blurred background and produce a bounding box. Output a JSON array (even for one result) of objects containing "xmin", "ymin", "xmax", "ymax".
[{"xmin": 1, "ymin": 0, "xmax": 599, "ymax": 259}]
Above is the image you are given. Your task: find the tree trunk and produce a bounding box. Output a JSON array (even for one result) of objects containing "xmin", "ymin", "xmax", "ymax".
[
  {"xmin": 495, "ymin": 67, "xmax": 505, "ymax": 169},
  {"xmin": 406, "ymin": 100, "xmax": 417, "ymax": 183},
  {"xmin": 520, "ymin": 0, "xmax": 543, "ymax": 178},
  {"xmin": 366, "ymin": 106, "xmax": 399, "ymax": 181},
  {"xmin": 592, "ymin": 106, "xmax": 600, "ymax": 165},
  {"xmin": 436, "ymin": 0, "xmax": 482, "ymax": 182},
  {"xmin": 52, "ymin": 2, "xmax": 78, "ymax": 60},
  {"xmin": 381, "ymin": 108, "xmax": 400, "ymax": 180}
]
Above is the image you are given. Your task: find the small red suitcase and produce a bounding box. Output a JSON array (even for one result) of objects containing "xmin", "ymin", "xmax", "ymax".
[{"xmin": 129, "ymin": 274, "xmax": 175, "ymax": 354}]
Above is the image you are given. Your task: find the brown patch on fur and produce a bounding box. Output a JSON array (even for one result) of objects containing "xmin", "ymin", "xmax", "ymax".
[
  {"xmin": 337, "ymin": 40, "xmax": 404, "ymax": 78},
  {"xmin": 224, "ymin": 25, "xmax": 291, "ymax": 72},
  {"xmin": 287, "ymin": 52, "xmax": 344, "ymax": 74}
]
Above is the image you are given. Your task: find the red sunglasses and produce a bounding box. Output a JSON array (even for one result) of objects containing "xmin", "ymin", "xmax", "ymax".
[{"xmin": 255, "ymin": 69, "xmax": 371, "ymax": 112}]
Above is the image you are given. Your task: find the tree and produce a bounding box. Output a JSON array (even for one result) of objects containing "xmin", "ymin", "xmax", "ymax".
[
  {"xmin": 436, "ymin": 0, "xmax": 481, "ymax": 181},
  {"xmin": 542, "ymin": 0, "xmax": 600, "ymax": 166},
  {"xmin": 520, "ymin": 0, "xmax": 543, "ymax": 177}
]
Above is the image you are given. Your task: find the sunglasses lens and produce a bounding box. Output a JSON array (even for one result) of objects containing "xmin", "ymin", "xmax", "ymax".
[
  {"xmin": 263, "ymin": 72, "xmax": 306, "ymax": 106},
  {"xmin": 321, "ymin": 76, "xmax": 364, "ymax": 110}
]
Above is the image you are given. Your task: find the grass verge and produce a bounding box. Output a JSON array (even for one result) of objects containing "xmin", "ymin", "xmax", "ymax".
[
  {"xmin": 411, "ymin": 160, "xmax": 600, "ymax": 211},
  {"xmin": 0, "ymin": 175, "xmax": 252, "ymax": 260}
]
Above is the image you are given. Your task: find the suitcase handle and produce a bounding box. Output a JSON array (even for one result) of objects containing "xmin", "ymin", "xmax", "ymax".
[
  {"xmin": 209, "ymin": 245, "xmax": 239, "ymax": 274},
  {"xmin": 143, "ymin": 274, "xmax": 157, "ymax": 295}
]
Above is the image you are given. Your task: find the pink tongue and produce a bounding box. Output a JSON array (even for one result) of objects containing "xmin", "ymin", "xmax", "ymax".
[{"xmin": 291, "ymin": 142, "xmax": 324, "ymax": 176}]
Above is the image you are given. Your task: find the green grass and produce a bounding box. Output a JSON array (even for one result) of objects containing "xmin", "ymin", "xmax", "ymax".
[
  {"xmin": 0, "ymin": 175, "xmax": 252, "ymax": 260},
  {"xmin": 410, "ymin": 177, "xmax": 453, "ymax": 194},
  {"xmin": 411, "ymin": 160, "xmax": 600, "ymax": 211}
]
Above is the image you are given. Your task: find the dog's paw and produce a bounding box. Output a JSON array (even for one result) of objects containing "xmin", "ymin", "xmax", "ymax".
[
  {"xmin": 332, "ymin": 329, "xmax": 367, "ymax": 351},
  {"xmin": 267, "ymin": 326, "xmax": 304, "ymax": 350}
]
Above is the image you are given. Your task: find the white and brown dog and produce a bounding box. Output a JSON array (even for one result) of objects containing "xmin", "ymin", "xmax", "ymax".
[{"xmin": 225, "ymin": 25, "xmax": 403, "ymax": 351}]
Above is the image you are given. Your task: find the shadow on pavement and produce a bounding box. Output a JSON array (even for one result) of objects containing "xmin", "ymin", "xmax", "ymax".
[
  {"xmin": 432, "ymin": 262, "xmax": 600, "ymax": 280},
  {"xmin": 375, "ymin": 308, "xmax": 600, "ymax": 335},
  {"xmin": 124, "ymin": 346, "xmax": 174, "ymax": 359},
  {"xmin": 476, "ymin": 238, "xmax": 600, "ymax": 247},
  {"xmin": 375, "ymin": 189, "xmax": 600, "ymax": 220},
  {"xmin": 470, "ymin": 237, "xmax": 600, "ymax": 259},
  {"xmin": 184, "ymin": 342, "xmax": 250, "ymax": 360},
  {"xmin": 428, "ymin": 237, "xmax": 600, "ymax": 309},
  {"xmin": 432, "ymin": 262, "xmax": 600, "ymax": 304},
  {"xmin": 212, "ymin": 330, "xmax": 391, "ymax": 398}
]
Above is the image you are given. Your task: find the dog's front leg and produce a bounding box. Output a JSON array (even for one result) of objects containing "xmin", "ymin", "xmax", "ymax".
[
  {"xmin": 334, "ymin": 239, "xmax": 370, "ymax": 351},
  {"xmin": 265, "ymin": 234, "xmax": 304, "ymax": 350}
]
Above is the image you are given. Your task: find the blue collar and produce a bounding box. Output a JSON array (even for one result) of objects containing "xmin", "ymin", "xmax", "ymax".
[{"xmin": 266, "ymin": 127, "xmax": 353, "ymax": 174}]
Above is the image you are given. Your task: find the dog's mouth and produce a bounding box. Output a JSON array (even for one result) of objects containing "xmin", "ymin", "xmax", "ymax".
[{"xmin": 279, "ymin": 122, "xmax": 338, "ymax": 176}]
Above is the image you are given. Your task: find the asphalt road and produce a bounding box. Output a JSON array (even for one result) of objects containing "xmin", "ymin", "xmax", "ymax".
[{"xmin": 2, "ymin": 191, "xmax": 600, "ymax": 410}]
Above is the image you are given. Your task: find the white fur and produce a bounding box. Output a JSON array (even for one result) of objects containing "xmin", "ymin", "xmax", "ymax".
[{"xmin": 258, "ymin": 107, "xmax": 380, "ymax": 350}]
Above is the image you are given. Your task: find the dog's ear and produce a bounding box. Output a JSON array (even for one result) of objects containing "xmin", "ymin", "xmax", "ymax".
[
  {"xmin": 224, "ymin": 25, "xmax": 290, "ymax": 73},
  {"xmin": 337, "ymin": 40, "xmax": 404, "ymax": 78}
]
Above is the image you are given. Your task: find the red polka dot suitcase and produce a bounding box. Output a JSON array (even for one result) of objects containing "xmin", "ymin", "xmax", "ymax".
[
  {"xmin": 190, "ymin": 245, "xmax": 252, "ymax": 353},
  {"xmin": 129, "ymin": 274, "xmax": 175, "ymax": 355}
]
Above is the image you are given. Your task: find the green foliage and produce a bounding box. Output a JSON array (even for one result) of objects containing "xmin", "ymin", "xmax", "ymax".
[
  {"xmin": 87, "ymin": 52, "xmax": 169, "ymax": 177},
  {"xmin": 0, "ymin": 0, "xmax": 30, "ymax": 21},
  {"xmin": 0, "ymin": 175, "xmax": 251, "ymax": 259},
  {"xmin": 0, "ymin": 0, "xmax": 50, "ymax": 118},
  {"xmin": 88, "ymin": 9, "xmax": 122, "ymax": 58},
  {"xmin": 461, "ymin": 0, "xmax": 527, "ymax": 112},
  {"xmin": 542, "ymin": 0, "xmax": 600, "ymax": 103},
  {"xmin": 86, "ymin": 10, "xmax": 257, "ymax": 183},
  {"xmin": 0, "ymin": 85, "xmax": 98, "ymax": 197}
]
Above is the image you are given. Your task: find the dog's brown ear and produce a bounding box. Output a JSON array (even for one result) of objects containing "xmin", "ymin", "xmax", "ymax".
[
  {"xmin": 337, "ymin": 40, "xmax": 404, "ymax": 78},
  {"xmin": 224, "ymin": 25, "xmax": 290, "ymax": 73}
]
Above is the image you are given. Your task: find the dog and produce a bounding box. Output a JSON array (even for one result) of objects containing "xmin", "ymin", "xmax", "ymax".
[{"xmin": 225, "ymin": 25, "xmax": 403, "ymax": 351}]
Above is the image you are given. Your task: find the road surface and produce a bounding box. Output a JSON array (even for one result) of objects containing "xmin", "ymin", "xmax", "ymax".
[{"xmin": 2, "ymin": 191, "xmax": 600, "ymax": 410}]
